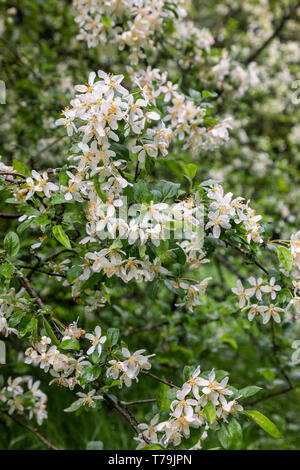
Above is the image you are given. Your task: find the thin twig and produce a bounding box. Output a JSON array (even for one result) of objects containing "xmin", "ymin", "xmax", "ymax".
[
  {"xmin": 103, "ymin": 393, "xmax": 151, "ymax": 444},
  {"xmin": 141, "ymin": 370, "xmax": 177, "ymax": 389},
  {"xmin": 1, "ymin": 411, "xmax": 59, "ymax": 450},
  {"xmin": 245, "ymin": 3, "xmax": 300, "ymax": 63},
  {"xmin": 0, "ymin": 212, "xmax": 20, "ymax": 219},
  {"xmin": 120, "ymin": 398, "xmax": 157, "ymax": 406},
  {"xmin": 17, "ymin": 270, "xmax": 44, "ymax": 308},
  {"xmin": 245, "ymin": 382, "xmax": 300, "ymax": 406}
]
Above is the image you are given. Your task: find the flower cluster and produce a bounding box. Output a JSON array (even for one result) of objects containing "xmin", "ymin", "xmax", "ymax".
[
  {"xmin": 0, "ymin": 376, "xmax": 48, "ymax": 425},
  {"xmin": 73, "ymin": 0, "xmax": 186, "ymax": 64},
  {"xmin": 0, "ymin": 287, "xmax": 27, "ymax": 338},
  {"xmin": 232, "ymin": 277, "xmax": 286, "ymax": 324},
  {"xmin": 206, "ymin": 184, "xmax": 263, "ymax": 243},
  {"xmin": 291, "ymin": 231, "xmax": 300, "ymax": 271},
  {"xmin": 106, "ymin": 347, "xmax": 154, "ymax": 388},
  {"xmin": 72, "ymin": 1, "xmax": 260, "ymax": 100},
  {"xmin": 16, "ymin": 170, "xmax": 58, "ymax": 201},
  {"xmin": 23, "ymin": 318, "xmax": 155, "ymax": 404},
  {"xmin": 25, "ymin": 335, "xmax": 90, "ymax": 390},
  {"xmin": 175, "ymin": 277, "xmax": 212, "ymax": 313},
  {"xmin": 135, "ymin": 366, "xmax": 243, "ymax": 449},
  {"xmin": 54, "ymin": 70, "xmax": 227, "ymax": 291},
  {"xmin": 132, "ymin": 66, "xmax": 232, "ymax": 154},
  {"xmin": 286, "ymin": 231, "xmax": 300, "ymax": 315}
]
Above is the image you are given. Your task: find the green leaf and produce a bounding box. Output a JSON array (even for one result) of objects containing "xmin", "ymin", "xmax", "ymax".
[
  {"xmin": 17, "ymin": 218, "xmax": 34, "ymax": 235},
  {"xmin": 277, "ymin": 246, "xmax": 293, "ymax": 272},
  {"xmin": 64, "ymin": 399, "xmax": 82, "ymax": 413},
  {"xmin": 156, "ymin": 240, "xmax": 169, "ymax": 257},
  {"xmin": 218, "ymin": 418, "xmax": 243, "ymax": 450},
  {"xmin": 60, "ymin": 338, "xmax": 80, "ymax": 352},
  {"xmin": 189, "ymin": 89, "xmax": 202, "ymax": 102},
  {"xmin": 174, "ymin": 246, "xmax": 186, "ymax": 265},
  {"xmin": 86, "ymin": 441, "xmax": 103, "ymax": 450},
  {"xmin": 157, "ymin": 381, "xmax": 170, "ymax": 412},
  {"xmin": 182, "ymin": 427, "xmax": 202, "ymax": 449},
  {"xmin": 43, "ymin": 318, "xmax": 60, "ymax": 347},
  {"xmin": 148, "ymin": 279, "xmax": 160, "ymax": 300},
  {"xmin": 164, "ymin": 387, "xmax": 178, "ymax": 409},
  {"xmin": 161, "ymin": 181, "xmax": 180, "ymax": 200},
  {"xmin": 238, "ymin": 386, "xmax": 262, "ymax": 399},
  {"xmin": 204, "ymin": 117, "xmax": 219, "ymax": 127},
  {"xmin": 202, "ymin": 90, "xmax": 218, "ymax": 98},
  {"xmin": 12, "ymin": 160, "xmax": 30, "ymax": 177},
  {"xmin": 52, "ymin": 225, "xmax": 71, "ymax": 249},
  {"xmin": 182, "ymin": 365, "xmax": 195, "ymax": 382},
  {"xmin": 67, "ymin": 265, "xmax": 83, "ymax": 283},
  {"xmin": 18, "ymin": 315, "xmax": 38, "ymax": 336},
  {"xmin": 93, "ymin": 175, "xmax": 106, "ymax": 203},
  {"xmin": 59, "ymin": 165, "xmax": 69, "ymax": 186},
  {"xmin": 80, "ymin": 365, "xmax": 101, "ymax": 383},
  {"xmin": 204, "ymin": 401, "xmax": 216, "ymax": 424},
  {"xmin": 110, "ymin": 142, "xmax": 129, "ymax": 160},
  {"xmin": 244, "ymin": 410, "xmax": 282, "ymax": 438},
  {"xmin": 200, "ymin": 179, "xmax": 221, "ymax": 187},
  {"xmin": 134, "ymin": 180, "xmax": 149, "ymax": 203},
  {"xmin": 0, "ymin": 263, "xmax": 14, "ymax": 278},
  {"xmin": 141, "ymin": 444, "xmax": 164, "ymax": 450},
  {"xmin": 107, "ymin": 328, "xmax": 119, "ymax": 347},
  {"xmin": 4, "ymin": 232, "xmax": 20, "ymax": 257},
  {"xmin": 8, "ymin": 311, "xmax": 26, "ymax": 328},
  {"xmin": 101, "ymin": 15, "xmax": 112, "ymax": 28},
  {"xmin": 183, "ymin": 163, "xmax": 198, "ymax": 179}
]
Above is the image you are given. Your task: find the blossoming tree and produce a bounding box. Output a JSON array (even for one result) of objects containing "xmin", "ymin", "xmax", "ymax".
[{"xmin": 0, "ymin": 0, "xmax": 299, "ymax": 450}]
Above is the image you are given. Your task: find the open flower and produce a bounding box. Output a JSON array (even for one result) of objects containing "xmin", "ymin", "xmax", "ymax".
[
  {"xmin": 261, "ymin": 277, "xmax": 281, "ymax": 300},
  {"xmin": 75, "ymin": 390, "xmax": 103, "ymax": 408},
  {"xmin": 85, "ymin": 325, "xmax": 107, "ymax": 355}
]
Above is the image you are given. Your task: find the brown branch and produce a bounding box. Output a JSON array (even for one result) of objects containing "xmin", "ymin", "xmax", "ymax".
[
  {"xmin": 245, "ymin": 382, "xmax": 300, "ymax": 406},
  {"xmin": 245, "ymin": 3, "xmax": 300, "ymax": 64},
  {"xmin": 120, "ymin": 398, "xmax": 157, "ymax": 406},
  {"xmin": 1, "ymin": 411, "xmax": 59, "ymax": 450},
  {"xmin": 141, "ymin": 370, "xmax": 177, "ymax": 389},
  {"xmin": 19, "ymin": 266, "xmax": 67, "ymax": 279},
  {"xmin": 17, "ymin": 270, "xmax": 44, "ymax": 308},
  {"xmin": 103, "ymin": 393, "xmax": 151, "ymax": 444},
  {"xmin": 0, "ymin": 171, "xmax": 25, "ymax": 179},
  {"xmin": 134, "ymin": 160, "xmax": 140, "ymax": 182},
  {"xmin": 0, "ymin": 212, "xmax": 20, "ymax": 219},
  {"xmin": 228, "ymin": 242, "xmax": 269, "ymax": 276}
]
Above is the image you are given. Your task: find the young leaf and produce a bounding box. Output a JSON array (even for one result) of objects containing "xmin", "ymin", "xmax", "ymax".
[
  {"xmin": 183, "ymin": 163, "xmax": 198, "ymax": 180},
  {"xmin": 64, "ymin": 399, "xmax": 82, "ymax": 413},
  {"xmin": 4, "ymin": 232, "xmax": 20, "ymax": 257},
  {"xmin": 0, "ymin": 263, "xmax": 14, "ymax": 278},
  {"xmin": 244, "ymin": 410, "xmax": 282, "ymax": 438},
  {"xmin": 157, "ymin": 381, "xmax": 170, "ymax": 412},
  {"xmin": 204, "ymin": 401, "xmax": 216, "ymax": 424},
  {"xmin": 52, "ymin": 225, "xmax": 72, "ymax": 249},
  {"xmin": 107, "ymin": 328, "xmax": 119, "ymax": 347},
  {"xmin": 86, "ymin": 441, "xmax": 104, "ymax": 450},
  {"xmin": 277, "ymin": 247, "xmax": 293, "ymax": 272},
  {"xmin": 218, "ymin": 418, "xmax": 243, "ymax": 450},
  {"xmin": 238, "ymin": 386, "xmax": 262, "ymax": 399},
  {"xmin": 60, "ymin": 338, "xmax": 80, "ymax": 351}
]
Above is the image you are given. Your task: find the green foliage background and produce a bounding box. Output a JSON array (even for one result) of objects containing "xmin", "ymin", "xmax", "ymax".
[{"xmin": 0, "ymin": 0, "xmax": 300, "ymax": 450}]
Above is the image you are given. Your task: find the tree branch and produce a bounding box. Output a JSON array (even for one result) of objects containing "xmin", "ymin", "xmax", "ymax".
[
  {"xmin": 1, "ymin": 411, "xmax": 59, "ymax": 450},
  {"xmin": 141, "ymin": 370, "xmax": 177, "ymax": 389},
  {"xmin": 245, "ymin": 3, "xmax": 300, "ymax": 64},
  {"xmin": 120, "ymin": 398, "xmax": 156, "ymax": 406}
]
